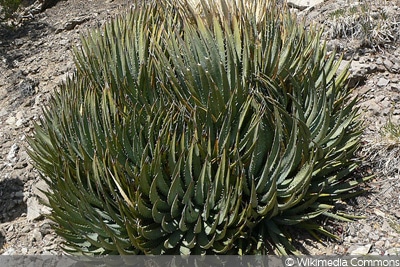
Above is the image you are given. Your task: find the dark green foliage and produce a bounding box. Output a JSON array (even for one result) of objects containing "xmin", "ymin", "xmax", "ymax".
[
  {"xmin": 28, "ymin": 0, "xmax": 368, "ymax": 255},
  {"xmin": 0, "ymin": 0, "xmax": 21, "ymax": 20}
]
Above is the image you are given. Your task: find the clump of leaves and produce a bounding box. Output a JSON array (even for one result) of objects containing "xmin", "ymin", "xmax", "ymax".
[
  {"xmin": 28, "ymin": 0, "xmax": 367, "ymax": 255},
  {"xmin": 324, "ymin": 0, "xmax": 400, "ymax": 47},
  {"xmin": 360, "ymin": 114, "xmax": 400, "ymax": 176}
]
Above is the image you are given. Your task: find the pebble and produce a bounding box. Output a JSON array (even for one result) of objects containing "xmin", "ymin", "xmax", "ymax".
[
  {"xmin": 375, "ymin": 240, "xmax": 385, "ymax": 247},
  {"xmin": 31, "ymin": 228, "xmax": 42, "ymax": 242},
  {"xmin": 39, "ymin": 223, "xmax": 52, "ymax": 236},
  {"xmin": 21, "ymin": 225, "xmax": 31, "ymax": 233},
  {"xmin": 14, "ymin": 162, "xmax": 28, "ymax": 170},
  {"xmin": 2, "ymin": 247, "xmax": 16, "ymax": 255},
  {"xmin": 6, "ymin": 144, "xmax": 19, "ymax": 163},
  {"xmin": 384, "ymin": 59, "xmax": 394, "ymax": 70},
  {"xmin": 391, "ymin": 83, "xmax": 400, "ymax": 92},
  {"xmin": 348, "ymin": 244, "xmax": 372, "ymax": 255},
  {"xmin": 32, "ymin": 180, "xmax": 50, "ymax": 201},
  {"xmin": 377, "ymin": 77, "xmax": 390, "ymax": 87},
  {"xmin": 26, "ymin": 197, "xmax": 42, "ymax": 221},
  {"xmin": 5, "ymin": 116, "xmax": 16, "ymax": 125}
]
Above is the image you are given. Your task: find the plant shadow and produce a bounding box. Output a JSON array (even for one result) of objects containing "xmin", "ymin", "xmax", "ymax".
[
  {"xmin": 0, "ymin": 176, "xmax": 28, "ymax": 251},
  {"xmin": 0, "ymin": 18, "xmax": 53, "ymax": 69}
]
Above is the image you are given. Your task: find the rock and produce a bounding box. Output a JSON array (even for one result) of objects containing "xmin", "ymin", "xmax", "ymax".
[
  {"xmin": 21, "ymin": 225, "xmax": 31, "ymax": 233},
  {"xmin": 340, "ymin": 60, "xmax": 378, "ymax": 88},
  {"xmin": 39, "ymin": 222, "xmax": 52, "ymax": 236},
  {"xmin": 377, "ymin": 77, "xmax": 390, "ymax": 87},
  {"xmin": 392, "ymin": 63, "xmax": 400, "ymax": 73},
  {"xmin": 2, "ymin": 247, "xmax": 16, "ymax": 255},
  {"xmin": 360, "ymin": 99, "xmax": 380, "ymax": 115},
  {"xmin": 348, "ymin": 244, "xmax": 372, "ymax": 255},
  {"xmin": 56, "ymin": 16, "xmax": 91, "ymax": 33},
  {"xmin": 384, "ymin": 58, "xmax": 394, "ymax": 71},
  {"xmin": 31, "ymin": 228, "xmax": 42, "ymax": 242},
  {"xmin": 5, "ymin": 116, "xmax": 16, "ymax": 125},
  {"xmin": 373, "ymin": 209, "xmax": 386, "ymax": 217},
  {"xmin": 15, "ymin": 119, "xmax": 26, "ymax": 127},
  {"xmin": 0, "ymin": 108, "xmax": 8, "ymax": 118},
  {"xmin": 6, "ymin": 144, "xmax": 20, "ymax": 163},
  {"xmin": 391, "ymin": 83, "xmax": 400, "ymax": 92},
  {"xmin": 348, "ymin": 224, "xmax": 357, "ymax": 236},
  {"xmin": 33, "ymin": 180, "xmax": 50, "ymax": 203},
  {"xmin": 368, "ymin": 232, "xmax": 380, "ymax": 241},
  {"xmin": 26, "ymin": 197, "xmax": 49, "ymax": 221},
  {"xmin": 395, "ymin": 211, "xmax": 400, "ymax": 219},
  {"xmin": 13, "ymin": 161, "xmax": 28, "ymax": 170},
  {"xmin": 287, "ymin": 0, "xmax": 325, "ymax": 10}
]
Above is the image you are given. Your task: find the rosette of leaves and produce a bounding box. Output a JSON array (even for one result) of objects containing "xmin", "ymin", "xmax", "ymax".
[{"xmin": 28, "ymin": 0, "xmax": 367, "ymax": 255}]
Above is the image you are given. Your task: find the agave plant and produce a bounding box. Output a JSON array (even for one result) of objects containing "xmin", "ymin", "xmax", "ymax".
[{"xmin": 28, "ymin": 0, "xmax": 367, "ymax": 255}]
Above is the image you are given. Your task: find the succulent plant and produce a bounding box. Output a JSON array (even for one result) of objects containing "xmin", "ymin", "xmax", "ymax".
[{"xmin": 28, "ymin": 0, "xmax": 367, "ymax": 255}]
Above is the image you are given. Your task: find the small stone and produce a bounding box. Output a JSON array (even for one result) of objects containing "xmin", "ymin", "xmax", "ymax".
[
  {"xmin": 375, "ymin": 240, "xmax": 385, "ymax": 247},
  {"xmin": 31, "ymin": 228, "xmax": 42, "ymax": 242},
  {"xmin": 21, "ymin": 225, "xmax": 31, "ymax": 233},
  {"xmin": 26, "ymin": 197, "xmax": 42, "ymax": 221},
  {"xmin": 374, "ymin": 209, "xmax": 386, "ymax": 217},
  {"xmin": 15, "ymin": 119, "xmax": 26, "ymax": 127},
  {"xmin": 377, "ymin": 77, "xmax": 390, "ymax": 87},
  {"xmin": 39, "ymin": 223, "xmax": 52, "ymax": 236},
  {"xmin": 0, "ymin": 108, "xmax": 7, "ymax": 117},
  {"xmin": 5, "ymin": 116, "xmax": 16, "ymax": 125},
  {"xmin": 21, "ymin": 247, "xmax": 28, "ymax": 254},
  {"xmin": 13, "ymin": 161, "xmax": 28, "ymax": 170},
  {"xmin": 7, "ymin": 143, "xmax": 19, "ymax": 163},
  {"xmin": 15, "ymin": 111, "xmax": 24, "ymax": 120},
  {"xmin": 43, "ymin": 233, "xmax": 55, "ymax": 243},
  {"xmin": 383, "ymin": 58, "xmax": 394, "ymax": 71},
  {"xmin": 382, "ymin": 220, "xmax": 393, "ymax": 232},
  {"xmin": 348, "ymin": 224, "xmax": 357, "ymax": 236},
  {"xmin": 391, "ymin": 83, "xmax": 400, "ymax": 92},
  {"xmin": 2, "ymin": 247, "xmax": 16, "ymax": 255},
  {"xmin": 33, "ymin": 180, "xmax": 50, "ymax": 202},
  {"xmin": 392, "ymin": 63, "xmax": 400, "ymax": 73},
  {"xmin": 395, "ymin": 211, "xmax": 400, "ymax": 219},
  {"xmin": 348, "ymin": 244, "xmax": 372, "ymax": 255}
]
